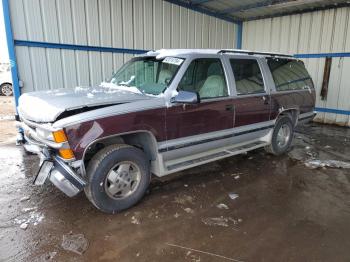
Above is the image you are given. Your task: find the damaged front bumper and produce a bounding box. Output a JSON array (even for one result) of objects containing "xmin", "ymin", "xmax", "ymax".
[
  {"xmin": 48, "ymin": 157, "xmax": 86, "ymax": 197},
  {"xmin": 17, "ymin": 121, "xmax": 87, "ymax": 197}
]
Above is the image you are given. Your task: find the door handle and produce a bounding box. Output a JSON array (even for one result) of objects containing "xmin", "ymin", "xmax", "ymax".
[
  {"xmin": 262, "ymin": 96, "xmax": 269, "ymax": 105},
  {"xmin": 225, "ymin": 104, "xmax": 234, "ymax": 111}
]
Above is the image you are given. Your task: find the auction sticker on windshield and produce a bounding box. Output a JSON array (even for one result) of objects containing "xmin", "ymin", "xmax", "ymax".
[{"xmin": 163, "ymin": 57, "xmax": 184, "ymax": 65}]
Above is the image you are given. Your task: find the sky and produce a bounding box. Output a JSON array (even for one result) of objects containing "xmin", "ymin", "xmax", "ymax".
[{"xmin": 0, "ymin": 0, "xmax": 9, "ymax": 63}]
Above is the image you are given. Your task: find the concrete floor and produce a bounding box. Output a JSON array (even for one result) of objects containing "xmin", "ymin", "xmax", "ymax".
[{"xmin": 0, "ymin": 123, "xmax": 350, "ymax": 261}]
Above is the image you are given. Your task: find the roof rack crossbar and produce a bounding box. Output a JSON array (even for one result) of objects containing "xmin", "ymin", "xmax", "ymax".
[{"xmin": 218, "ymin": 49, "xmax": 293, "ymax": 58}]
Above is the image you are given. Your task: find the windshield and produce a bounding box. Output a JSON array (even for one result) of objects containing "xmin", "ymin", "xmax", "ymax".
[{"xmin": 108, "ymin": 57, "xmax": 183, "ymax": 95}]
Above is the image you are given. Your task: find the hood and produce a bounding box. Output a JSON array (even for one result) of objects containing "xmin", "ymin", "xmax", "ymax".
[{"xmin": 18, "ymin": 85, "xmax": 152, "ymax": 123}]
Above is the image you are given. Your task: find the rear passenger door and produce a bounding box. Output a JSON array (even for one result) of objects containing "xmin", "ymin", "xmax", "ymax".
[{"xmin": 229, "ymin": 58, "xmax": 271, "ymax": 129}]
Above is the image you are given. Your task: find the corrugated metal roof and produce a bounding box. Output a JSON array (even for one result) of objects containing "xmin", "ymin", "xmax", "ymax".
[{"xmin": 178, "ymin": 0, "xmax": 350, "ymax": 21}]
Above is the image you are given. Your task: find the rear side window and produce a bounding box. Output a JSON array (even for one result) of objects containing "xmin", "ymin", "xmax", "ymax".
[
  {"xmin": 178, "ymin": 58, "xmax": 228, "ymax": 99},
  {"xmin": 267, "ymin": 58, "xmax": 313, "ymax": 91},
  {"xmin": 230, "ymin": 59, "xmax": 265, "ymax": 95}
]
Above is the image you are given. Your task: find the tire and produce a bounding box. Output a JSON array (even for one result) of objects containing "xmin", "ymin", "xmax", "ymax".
[
  {"xmin": 85, "ymin": 144, "xmax": 150, "ymax": 213},
  {"xmin": 0, "ymin": 83, "xmax": 13, "ymax": 96},
  {"xmin": 265, "ymin": 116, "xmax": 294, "ymax": 156}
]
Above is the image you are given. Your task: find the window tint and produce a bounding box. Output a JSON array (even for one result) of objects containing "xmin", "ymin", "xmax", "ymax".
[
  {"xmin": 230, "ymin": 59, "xmax": 265, "ymax": 95},
  {"xmin": 267, "ymin": 58, "xmax": 313, "ymax": 91},
  {"xmin": 178, "ymin": 59, "xmax": 228, "ymax": 99}
]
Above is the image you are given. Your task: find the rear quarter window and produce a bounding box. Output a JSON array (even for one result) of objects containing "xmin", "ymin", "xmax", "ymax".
[{"xmin": 267, "ymin": 58, "xmax": 313, "ymax": 91}]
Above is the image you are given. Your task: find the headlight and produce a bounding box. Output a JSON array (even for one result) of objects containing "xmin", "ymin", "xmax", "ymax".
[
  {"xmin": 36, "ymin": 128, "xmax": 54, "ymax": 141},
  {"xmin": 36, "ymin": 128, "xmax": 75, "ymax": 160}
]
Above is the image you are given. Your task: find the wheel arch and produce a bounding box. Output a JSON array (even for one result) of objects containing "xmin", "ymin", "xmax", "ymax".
[
  {"xmin": 82, "ymin": 130, "xmax": 159, "ymax": 164},
  {"xmin": 275, "ymin": 107, "xmax": 299, "ymax": 127}
]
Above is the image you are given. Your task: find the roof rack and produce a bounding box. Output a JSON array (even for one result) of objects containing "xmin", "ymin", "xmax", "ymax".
[{"xmin": 218, "ymin": 49, "xmax": 293, "ymax": 58}]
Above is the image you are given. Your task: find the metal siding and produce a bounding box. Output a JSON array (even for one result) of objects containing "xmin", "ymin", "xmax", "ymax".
[
  {"xmin": 111, "ymin": 0, "xmax": 124, "ymax": 71},
  {"xmin": 194, "ymin": 12, "xmax": 202, "ymax": 48},
  {"xmin": 143, "ymin": 0, "xmax": 153, "ymax": 50},
  {"xmin": 10, "ymin": 0, "xmax": 237, "ymax": 93},
  {"xmin": 153, "ymin": 0, "xmax": 163, "ymax": 50},
  {"xmin": 99, "ymin": 0, "xmax": 113, "ymax": 82},
  {"xmin": 41, "ymin": 0, "xmax": 64, "ymax": 90},
  {"xmin": 243, "ymin": 7, "xmax": 350, "ymax": 126},
  {"xmin": 179, "ymin": 7, "xmax": 188, "ymax": 48},
  {"xmin": 202, "ymin": 14, "xmax": 210, "ymax": 48},
  {"xmin": 72, "ymin": 0, "xmax": 90, "ymax": 86},
  {"xmin": 57, "ymin": 0, "xmax": 78, "ymax": 89},
  {"xmin": 188, "ymin": 10, "xmax": 196, "ymax": 48},
  {"xmin": 162, "ymin": 1, "xmax": 172, "ymax": 49}
]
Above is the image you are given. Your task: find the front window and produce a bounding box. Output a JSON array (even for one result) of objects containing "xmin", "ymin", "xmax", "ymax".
[
  {"xmin": 178, "ymin": 58, "xmax": 228, "ymax": 99},
  {"xmin": 108, "ymin": 57, "xmax": 183, "ymax": 95}
]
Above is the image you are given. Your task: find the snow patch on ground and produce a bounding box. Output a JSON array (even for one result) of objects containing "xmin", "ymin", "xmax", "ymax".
[
  {"xmin": 202, "ymin": 217, "xmax": 242, "ymax": 228},
  {"xmin": 305, "ymin": 159, "xmax": 350, "ymax": 169},
  {"xmin": 14, "ymin": 210, "xmax": 45, "ymax": 229}
]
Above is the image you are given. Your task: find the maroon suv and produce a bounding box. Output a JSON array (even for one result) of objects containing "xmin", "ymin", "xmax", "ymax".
[{"xmin": 17, "ymin": 49, "xmax": 316, "ymax": 213}]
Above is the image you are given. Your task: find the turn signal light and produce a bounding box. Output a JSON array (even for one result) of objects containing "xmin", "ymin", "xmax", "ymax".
[
  {"xmin": 59, "ymin": 148, "xmax": 75, "ymax": 160},
  {"xmin": 53, "ymin": 130, "xmax": 68, "ymax": 143}
]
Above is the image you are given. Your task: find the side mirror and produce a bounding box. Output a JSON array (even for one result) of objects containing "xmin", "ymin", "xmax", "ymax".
[{"xmin": 170, "ymin": 91, "xmax": 200, "ymax": 104}]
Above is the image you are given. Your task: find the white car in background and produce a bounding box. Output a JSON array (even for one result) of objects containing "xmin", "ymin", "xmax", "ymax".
[{"xmin": 0, "ymin": 71, "xmax": 13, "ymax": 96}]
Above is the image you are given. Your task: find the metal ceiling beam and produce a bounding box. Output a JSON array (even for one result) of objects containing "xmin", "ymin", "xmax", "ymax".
[
  {"xmin": 219, "ymin": 0, "xmax": 296, "ymax": 15},
  {"xmin": 190, "ymin": 0, "xmax": 213, "ymax": 5},
  {"xmin": 164, "ymin": 0, "xmax": 242, "ymax": 24},
  {"xmin": 244, "ymin": 2, "xmax": 350, "ymax": 21}
]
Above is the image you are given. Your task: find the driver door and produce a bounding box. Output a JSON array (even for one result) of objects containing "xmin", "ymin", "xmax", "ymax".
[{"xmin": 164, "ymin": 58, "xmax": 234, "ymax": 160}]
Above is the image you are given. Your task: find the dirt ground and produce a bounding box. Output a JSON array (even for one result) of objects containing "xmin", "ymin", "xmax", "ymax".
[
  {"xmin": 0, "ymin": 118, "xmax": 350, "ymax": 261},
  {"xmin": 0, "ymin": 96, "xmax": 16, "ymax": 144}
]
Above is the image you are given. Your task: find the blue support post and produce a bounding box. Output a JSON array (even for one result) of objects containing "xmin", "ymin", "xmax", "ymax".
[
  {"xmin": 2, "ymin": 0, "xmax": 20, "ymax": 108},
  {"xmin": 2, "ymin": 0, "xmax": 23, "ymax": 143},
  {"xmin": 236, "ymin": 21, "xmax": 242, "ymax": 49}
]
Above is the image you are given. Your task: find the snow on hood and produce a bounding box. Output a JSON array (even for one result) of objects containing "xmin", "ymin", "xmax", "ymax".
[{"xmin": 18, "ymin": 85, "xmax": 151, "ymax": 123}]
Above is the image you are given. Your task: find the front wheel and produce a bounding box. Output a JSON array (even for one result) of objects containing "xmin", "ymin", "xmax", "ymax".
[
  {"xmin": 85, "ymin": 144, "xmax": 150, "ymax": 213},
  {"xmin": 265, "ymin": 116, "xmax": 294, "ymax": 155}
]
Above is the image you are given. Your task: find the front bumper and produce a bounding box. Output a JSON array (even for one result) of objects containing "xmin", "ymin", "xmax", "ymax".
[
  {"xmin": 49, "ymin": 157, "xmax": 86, "ymax": 197},
  {"xmin": 18, "ymin": 121, "xmax": 87, "ymax": 197}
]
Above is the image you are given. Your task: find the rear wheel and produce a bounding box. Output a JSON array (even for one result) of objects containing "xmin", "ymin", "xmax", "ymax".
[
  {"xmin": 85, "ymin": 144, "xmax": 150, "ymax": 213},
  {"xmin": 0, "ymin": 83, "xmax": 13, "ymax": 96},
  {"xmin": 265, "ymin": 116, "xmax": 294, "ymax": 155}
]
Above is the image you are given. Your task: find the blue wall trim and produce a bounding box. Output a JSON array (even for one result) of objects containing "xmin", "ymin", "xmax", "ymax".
[
  {"xmin": 163, "ymin": 0, "xmax": 240, "ymax": 24},
  {"xmin": 2, "ymin": 0, "xmax": 21, "ymax": 107},
  {"xmin": 295, "ymin": 52, "xmax": 350, "ymax": 58},
  {"xmin": 315, "ymin": 107, "xmax": 350, "ymax": 116},
  {"xmin": 236, "ymin": 21, "xmax": 243, "ymax": 49},
  {"xmin": 14, "ymin": 40, "xmax": 148, "ymax": 54}
]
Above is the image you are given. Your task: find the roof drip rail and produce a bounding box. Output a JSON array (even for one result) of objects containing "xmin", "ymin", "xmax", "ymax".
[{"xmin": 218, "ymin": 49, "xmax": 293, "ymax": 58}]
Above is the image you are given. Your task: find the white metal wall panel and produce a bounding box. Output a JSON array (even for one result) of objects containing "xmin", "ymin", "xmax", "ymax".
[
  {"xmin": 72, "ymin": 0, "xmax": 90, "ymax": 86},
  {"xmin": 243, "ymin": 7, "xmax": 350, "ymax": 126},
  {"xmin": 10, "ymin": 0, "xmax": 237, "ymax": 93},
  {"xmin": 111, "ymin": 0, "xmax": 124, "ymax": 73}
]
